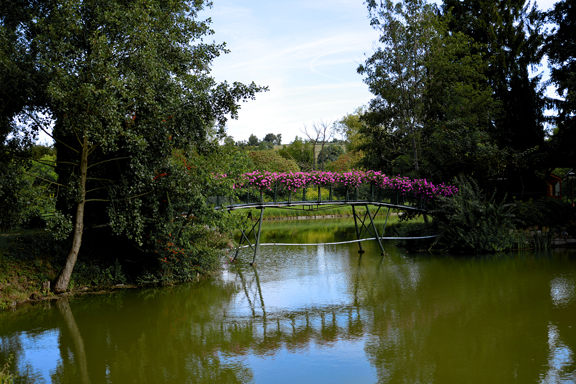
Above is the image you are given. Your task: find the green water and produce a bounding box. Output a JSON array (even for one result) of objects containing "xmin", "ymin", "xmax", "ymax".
[{"xmin": 1, "ymin": 219, "xmax": 576, "ymax": 383}]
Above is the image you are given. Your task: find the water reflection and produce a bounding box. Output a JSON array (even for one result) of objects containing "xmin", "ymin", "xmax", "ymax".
[
  {"xmin": 540, "ymin": 323, "xmax": 575, "ymax": 383},
  {"xmin": 551, "ymin": 277, "xmax": 576, "ymax": 307},
  {"xmin": 0, "ymin": 221, "xmax": 575, "ymax": 383}
]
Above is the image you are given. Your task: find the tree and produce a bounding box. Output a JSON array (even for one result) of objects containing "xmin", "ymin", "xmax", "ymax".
[
  {"xmin": 442, "ymin": 0, "xmax": 547, "ymax": 195},
  {"xmin": 278, "ymin": 137, "xmax": 314, "ymax": 171},
  {"xmin": 335, "ymin": 107, "xmax": 367, "ymax": 152},
  {"xmin": 0, "ymin": 0, "xmax": 265, "ymax": 291},
  {"xmin": 358, "ymin": 0, "xmax": 440, "ymax": 173},
  {"xmin": 248, "ymin": 134, "xmax": 259, "ymax": 147},
  {"xmin": 358, "ymin": 0, "xmax": 500, "ymax": 182},
  {"xmin": 300, "ymin": 120, "xmax": 334, "ymax": 171},
  {"xmin": 545, "ymin": 0, "xmax": 576, "ymax": 166},
  {"xmin": 263, "ymin": 133, "xmax": 282, "ymax": 145},
  {"xmin": 317, "ymin": 145, "xmax": 345, "ymax": 166}
]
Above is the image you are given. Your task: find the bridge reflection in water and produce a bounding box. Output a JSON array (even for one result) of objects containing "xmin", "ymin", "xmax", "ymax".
[
  {"xmin": 212, "ymin": 183, "xmax": 434, "ymax": 265},
  {"xmin": 1, "ymin": 247, "xmax": 575, "ymax": 383}
]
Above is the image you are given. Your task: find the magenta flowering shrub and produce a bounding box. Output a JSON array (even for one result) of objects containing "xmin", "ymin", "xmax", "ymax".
[{"xmin": 229, "ymin": 170, "xmax": 458, "ymax": 200}]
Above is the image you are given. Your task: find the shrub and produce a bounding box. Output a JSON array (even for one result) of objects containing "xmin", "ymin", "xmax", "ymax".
[
  {"xmin": 515, "ymin": 197, "xmax": 575, "ymax": 229},
  {"xmin": 431, "ymin": 176, "xmax": 517, "ymax": 253},
  {"xmin": 248, "ymin": 151, "xmax": 300, "ymax": 173}
]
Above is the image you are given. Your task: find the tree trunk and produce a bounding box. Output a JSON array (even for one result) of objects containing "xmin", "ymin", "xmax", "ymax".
[
  {"xmin": 54, "ymin": 137, "xmax": 88, "ymax": 293},
  {"xmin": 320, "ymin": 141, "xmax": 326, "ymax": 171},
  {"xmin": 56, "ymin": 300, "xmax": 90, "ymax": 384},
  {"xmin": 411, "ymin": 120, "xmax": 419, "ymax": 172},
  {"xmin": 312, "ymin": 140, "xmax": 317, "ymax": 171}
]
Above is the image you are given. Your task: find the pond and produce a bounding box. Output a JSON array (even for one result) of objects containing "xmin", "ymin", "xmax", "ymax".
[{"xmin": 1, "ymin": 218, "xmax": 576, "ymax": 383}]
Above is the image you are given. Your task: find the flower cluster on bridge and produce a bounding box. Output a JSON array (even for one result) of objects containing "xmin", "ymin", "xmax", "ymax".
[{"xmin": 233, "ymin": 170, "xmax": 458, "ymax": 200}]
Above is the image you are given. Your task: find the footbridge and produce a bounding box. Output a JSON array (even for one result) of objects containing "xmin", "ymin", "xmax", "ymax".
[{"xmin": 211, "ymin": 171, "xmax": 458, "ymax": 265}]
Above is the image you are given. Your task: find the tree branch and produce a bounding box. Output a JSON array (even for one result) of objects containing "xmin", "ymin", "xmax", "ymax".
[
  {"xmin": 21, "ymin": 171, "xmax": 69, "ymax": 189},
  {"xmin": 87, "ymin": 157, "xmax": 131, "ymax": 170},
  {"xmin": 23, "ymin": 111, "xmax": 80, "ymax": 154}
]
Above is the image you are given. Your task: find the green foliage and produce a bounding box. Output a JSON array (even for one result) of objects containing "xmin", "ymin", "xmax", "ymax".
[
  {"xmin": 431, "ymin": 177, "xmax": 517, "ymax": 253},
  {"xmin": 545, "ymin": 0, "xmax": 576, "ymax": 166},
  {"xmin": 423, "ymin": 128, "xmax": 507, "ymax": 183},
  {"xmin": 443, "ymin": 0, "xmax": 547, "ymax": 194},
  {"xmin": 0, "ymin": 354, "xmax": 16, "ymax": 384},
  {"xmin": 1, "ymin": 0, "xmax": 266, "ymax": 290},
  {"xmin": 515, "ymin": 198, "xmax": 576, "ymax": 229},
  {"xmin": 248, "ymin": 151, "xmax": 300, "ymax": 173},
  {"xmin": 359, "ymin": 0, "xmax": 443, "ymax": 173},
  {"xmin": 317, "ymin": 145, "xmax": 344, "ymax": 167},
  {"xmin": 278, "ymin": 137, "xmax": 314, "ymax": 171},
  {"xmin": 357, "ymin": 0, "xmax": 500, "ymax": 183},
  {"xmin": 0, "ymin": 145, "xmax": 57, "ymax": 230},
  {"xmin": 263, "ymin": 133, "xmax": 282, "ymax": 145},
  {"xmin": 248, "ymin": 134, "xmax": 259, "ymax": 147},
  {"xmin": 325, "ymin": 153, "xmax": 356, "ymax": 173},
  {"xmin": 257, "ymin": 141, "xmax": 274, "ymax": 151},
  {"xmin": 335, "ymin": 107, "xmax": 367, "ymax": 152},
  {"xmin": 141, "ymin": 214, "xmax": 237, "ymax": 284},
  {"xmin": 72, "ymin": 259, "xmax": 127, "ymax": 287}
]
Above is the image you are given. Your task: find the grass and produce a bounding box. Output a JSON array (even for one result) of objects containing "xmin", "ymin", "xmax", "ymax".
[
  {"xmin": 0, "ymin": 229, "xmax": 133, "ymax": 311},
  {"xmin": 0, "ymin": 231, "xmax": 60, "ymax": 310},
  {"xmin": 234, "ymin": 204, "xmax": 405, "ymax": 220}
]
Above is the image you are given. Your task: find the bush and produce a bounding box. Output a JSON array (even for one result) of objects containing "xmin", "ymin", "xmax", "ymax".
[
  {"xmin": 142, "ymin": 218, "xmax": 235, "ymax": 284},
  {"xmin": 248, "ymin": 151, "xmax": 300, "ymax": 173},
  {"xmin": 390, "ymin": 221, "xmax": 436, "ymax": 250},
  {"xmin": 515, "ymin": 197, "xmax": 576, "ymax": 230},
  {"xmin": 431, "ymin": 176, "xmax": 517, "ymax": 253}
]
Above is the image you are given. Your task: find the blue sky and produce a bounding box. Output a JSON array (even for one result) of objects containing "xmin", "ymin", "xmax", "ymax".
[
  {"xmin": 203, "ymin": 0, "xmax": 560, "ymax": 144},
  {"xmin": 204, "ymin": 0, "xmax": 381, "ymax": 144}
]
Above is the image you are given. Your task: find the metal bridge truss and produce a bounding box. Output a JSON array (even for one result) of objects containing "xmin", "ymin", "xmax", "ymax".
[
  {"xmin": 231, "ymin": 202, "xmax": 431, "ymax": 265},
  {"xmin": 212, "ymin": 185, "xmax": 432, "ymax": 265}
]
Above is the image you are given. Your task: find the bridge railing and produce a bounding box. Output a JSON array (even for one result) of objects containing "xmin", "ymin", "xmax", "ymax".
[{"xmin": 208, "ymin": 182, "xmax": 427, "ymax": 210}]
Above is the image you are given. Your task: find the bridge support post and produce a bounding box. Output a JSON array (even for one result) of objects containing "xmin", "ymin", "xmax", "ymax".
[
  {"xmin": 251, "ymin": 208, "xmax": 265, "ymax": 266},
  {"xmin": 381, "ymin": 207, "xmax": 391, "ymax": 239},
  {"xmin": 366, "ymin": 205, "xmax": 386, "ymax": 255},
  {"xmin": 351, "ymin": 205, "xmax": 364, "ymax": 254}
]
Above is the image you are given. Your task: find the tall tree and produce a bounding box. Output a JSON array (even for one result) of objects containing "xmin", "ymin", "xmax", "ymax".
[
  {"xmin": 335, "ymin": 106, "xmax": 367, "ymax": 153},
  {"xmin": 442, "ymin": 0, "xmax": 547, "ymax": 188},
  {"xmin": 546, "ymin": 0, "xmax": 576, "ymax": 166},
  {"xmin": 300, "ymin": 120, "xmax": 334, "ymax": 171},
  {"xmin": 358, "ymin": 0, "xmax": 500, "ymax": 182},
  {"xmin": 358, "ymin": 0, "xmax": 441, "ymax": 174},
  {"xmin": 0, "ymin": 0, "xmax": 264, "ymax": 291}
]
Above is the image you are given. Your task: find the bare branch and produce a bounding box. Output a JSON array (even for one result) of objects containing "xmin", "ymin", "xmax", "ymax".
[
  {"xmin": 87, "ymin": 157, "xmax": 131, "ymax": 170},
  {"xmin": 86, "ymin": 187, "xmax": 109, "ymax": 194},
  {"xmin": 23, "ymin": 111, "xmax": 80, "ymax": 154},
  {"xmin": 21, "ymin": 171, "xmax": 69, "ymax": 189}
]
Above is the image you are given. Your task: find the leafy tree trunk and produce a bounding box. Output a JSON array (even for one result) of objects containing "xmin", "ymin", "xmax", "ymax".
[{"xmin": 54, "ymin": 137, "xmax": 88, "ymax": 292}]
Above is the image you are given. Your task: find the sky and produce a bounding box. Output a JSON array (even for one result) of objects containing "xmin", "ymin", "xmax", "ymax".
[
  {"xmin": 203, "ymin": 0, "xmax": 382, "ymax": 144},
  {"xmin": 203, "ymin": 0, "xmax": 561, "ymax": 145}
]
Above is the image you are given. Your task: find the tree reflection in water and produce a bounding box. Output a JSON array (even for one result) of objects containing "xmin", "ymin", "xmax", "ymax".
[{"xmin": 0, "ymin": 245, "xmax": 575, "ymax": 383}]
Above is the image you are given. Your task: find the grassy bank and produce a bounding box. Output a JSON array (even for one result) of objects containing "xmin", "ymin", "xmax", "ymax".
[
  {"xmin": 0, "ymin": 229, "xmax": 139, "ymax": 311},
  {"xmin": 237, "ymin": 204, "xmax": 405, "ymax": 220}
]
